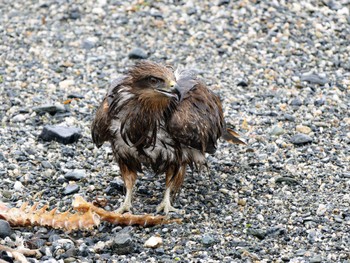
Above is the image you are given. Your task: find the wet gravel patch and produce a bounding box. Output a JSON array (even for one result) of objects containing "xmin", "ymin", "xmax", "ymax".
[{"xmin": 1, "ymin": 0, "xmax": 349, "ymax": 262}]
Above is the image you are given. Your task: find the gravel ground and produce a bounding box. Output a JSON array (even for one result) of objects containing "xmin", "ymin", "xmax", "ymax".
[{"xmin": 1, "ymin": 0, "xmax": 350, "ymax": 262}]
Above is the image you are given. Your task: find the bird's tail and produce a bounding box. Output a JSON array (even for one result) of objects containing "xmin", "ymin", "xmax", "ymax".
[{"xmin": 222, "ymin": 128, "xmax": 246, "ymax": 145}]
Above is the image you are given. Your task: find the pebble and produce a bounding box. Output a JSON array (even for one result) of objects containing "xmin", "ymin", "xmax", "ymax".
[
  {"xmin": 63, "ymin": 184, "xmax": 80, "ymax": 195},
  {"xmin": 144, "ymin": 236, "xmax": 163, "ymax": 248},
  {"xmin": 202, "ymin": 234, "xmax": 216, "ymax": 247},
  {"xmin": 290, "ymin": 134, "xmax": 313, "ymax": 145},
  {"xmin": 111, "ymin": 231, "xmax": 135, "ymax": 255},
  {"xmin": 316, "ymin": 204, "xmax": 327, "ymax": 216},
  {"xmin": 301, "ymin": 73, "xmax": 329, "ymax": 85},
  {"xmin": 81, "ymin": 37, "xmax": 99, "ymax": 49},
  {"xmin": 269, "ymin": 125, "xmax": 285, "ymax": 136},
  {"xmin": 64, "ymin": 169, "xmax": 86, "ymax": 181},
  {"xmin": 12, "ymin": 114, "xmax": 27, "ymax": 122},
  {"xmin": 296, "ymin": 125, "xmax": 312, "ymax": 134},
  {"xmin": 33, "ymin": 104, "xmax": 66, "ymax": 115},
  {"xmin": 0, "ymin": 220, "xmax": 12, "ymax": 238},
  {"xmin": 40, "ymin": 125, "xmax": 82, "ymax": 144},
  {"xmin": 128, "ymin": 48, "xmax": 148, "ymax": 59},
  {"xmin": 59, "ymin": 79, "xmax": 75, "ymax": 89}
]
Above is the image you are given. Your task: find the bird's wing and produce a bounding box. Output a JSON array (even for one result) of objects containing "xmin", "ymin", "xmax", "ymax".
[
  {"xmin": 91, "ymin": 76, "xmax": 128, "ymax": 147},
  {"xmin": 168, "ymin": 78, "xmax": 224, "ymax": 154}
]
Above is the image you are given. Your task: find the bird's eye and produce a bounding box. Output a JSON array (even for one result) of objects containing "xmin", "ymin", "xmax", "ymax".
[{"xmin": 149, "ymin": 77, "xmax": 160, "ymax": 85}]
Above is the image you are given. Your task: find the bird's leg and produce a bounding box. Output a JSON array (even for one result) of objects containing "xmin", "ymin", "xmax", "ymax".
[
  {"xmin": 116, "ymin": 162, "xmax": 137, "ymax": 214},
  {"xmin": 157, "ymin": 165, "xmax": 186, "ymax": 214}
]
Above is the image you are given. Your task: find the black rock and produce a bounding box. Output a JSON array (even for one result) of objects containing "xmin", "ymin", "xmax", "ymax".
[
  {"xmin": 63, "ymin": 184, "xmax": 80, "ymax": 195},
  {"xmin": 236, "ymin": 79, "xmax": 249, "ymax": 87},
  {"xmin": 0, "ymin": 220, "xmax": 12, "ymax": 238},
  {"xmin": 40, "ymin": 125, "xmax": 81, "ymax": 144},
  {"xmin": 41, "ymin": 161, "xmax": 53, "ymax": 169},
  {"xmin": 275, "ymin": 176, "xmax": 299, "ymax": 185},
  {"xmin": 301, "ymin": 73, "xmax": 329, "ymax": 85},
  {"xmin": 106, "ymin": 178, "xmax": 125, "ymax": 194},
  {"xmin": 65, "ymin": 169, "xmax": 86, "ymax": 181},
  {"xmin": 33, "ymin": 104, "xmax": 66, "ymax": 115},
  {"xmin": 247, "ymin": 229, "xmax": 266, "ymax": 240},
  {"xmin": 291, "ymin": 134, "xmax": 313, "ymax": 145},
  {"xmin": 67, "ymin": 93, "xmax": 85, "ymax": 99},
  {"xmin": 111, "ymin": 231, "xmax": 134, "ymax": 255},
  {"xmin": 128, "ymin": 48, "xmax": 148, "ymax": 59},
  {"xmin": 218, "ymin": 0, "xmax": 230, "ymax": 6}
]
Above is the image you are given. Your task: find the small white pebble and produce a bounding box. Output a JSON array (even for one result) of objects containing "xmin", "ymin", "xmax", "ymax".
[
  {"xmin": 144, "ymin": 236, "xmax": 163, "ymax": 248},
  {"xmin": 316, "ymin": 204, "xmax": 327, "ymax": 216},
  {"xmin": 14, "ymin": 181, "xmax": 24, "ymax": 191}
]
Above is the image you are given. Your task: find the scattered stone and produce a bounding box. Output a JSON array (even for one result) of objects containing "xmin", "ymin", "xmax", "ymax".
[
  {"xmin": 64, "ymin": 169, "xmax": 86, "ymax": 181},
  {"xmin": 296, "ymin": 125, "xmax": 312, "ymax": 134},
  {"xmin": 128, "ymin": 48, "xmax": 148, "ymax": 59},
  {"xmin": 290, "ymin": 134, "xmax": 313, "ymax": 145},
  {"xmin": 301, "ymin": 73, "xmax": 329, "ymax": 85},
  {"xmin": 105, "ymin": 178, "xmax": 124, "ymax": 194},
  {"xmin": 0, "ymin": 220, "xmax": 12, "ymax": 238},
  {"xmin": 316, "ymin": 204, "xmax": 327, "ymax": 216},
  {"xmin": 63, "ymin": 184, "xmax": 80, "ymax": 195},
  {"xmin": 59, "ymin": 79, "xmax": 75, "ymax": 89},
  {"xmin": 202, "ymin": 234, "xmax": 216, "ymax": 247},
  {"xmin": 81, "ymin": 37, "xmax": 99, "ymax": 49},
  {"xmin": 13, "ymin": 181, "xmax": 24, "ymax": 191},
  {"xmin": 269, "ymin": 125, "xmax": 285, "ymax": 136},
  {"xmin": 247, "ymin": 229, "xmax": 266, "ymax": 240},
  {"xmin": 67, "ymin": 94, "xmax": 85, "ymax": 99},
  {"xmin": 310, "ymin": 255, "xmax": 323, "ymax": 263},
  {"xmin": 111, "ymin": 230, "xmax": 134, "ymax": 255},
  {"xmin": 290, "ymin": 98, "xmax": 303, "ymax": 106},
  {"xmin": 33, "ymin": 104, "xmax": 66, "ymax": 115},
  {"xmin": 275, "ymin": 177, "xmax": 299, "ymax": 185},
  {"xmin": 40, "ymin": 125, "xmax": 82, "ymax": 144},
  {"xmin": 12, "ymin": 114, "xmax": 27, "ymax": 122},
  {"xmin": 144, "ymin": 236, "xmax": 163, "ymax": 248}
]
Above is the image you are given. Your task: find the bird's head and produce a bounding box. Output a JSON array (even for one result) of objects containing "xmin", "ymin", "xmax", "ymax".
[{"xmin": 129, "ymin": 61, "xmax": 184, "ymax": 103}]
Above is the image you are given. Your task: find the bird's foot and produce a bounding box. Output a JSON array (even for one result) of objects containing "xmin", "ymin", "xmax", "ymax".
[
  {"xmin": 116, "ymin": 203, "xmax": 132, "ymax": 214},
  {"xmin": 156, "ymin": 201, "xmax": 184, "ymax": 215}
]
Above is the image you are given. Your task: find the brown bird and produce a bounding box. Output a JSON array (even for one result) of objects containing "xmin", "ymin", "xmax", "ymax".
[{"xmin": 91, "ymin": 61, "xmax": 245, "ymax": 214}]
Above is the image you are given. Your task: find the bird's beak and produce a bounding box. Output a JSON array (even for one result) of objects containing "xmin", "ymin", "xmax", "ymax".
[{"xmin": 155, "ymin": 81, "xmax": 183, "ymax": 102}]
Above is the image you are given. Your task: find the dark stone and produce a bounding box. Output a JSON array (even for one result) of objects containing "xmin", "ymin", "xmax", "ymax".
[
  {"xmin": 67, "ymin": 93, "xmax": 85, "ymax": 99},
  {"xmin": 275, "ymin": 176, "xmax": 299, "ymax": 185},
  {"xmin": 290, "ymin": 98, "xmax": 303, "ymax": 106},
  {"xmin": 314, "ymin": 98, "xmax": 326, "ymax": 106},
  {"xmin": 301, "ymin": 73, "xmax": 329, "ymax": 85},
  {"xmin": 25, "ymin": 238, "xmax": 46, "ymax": 249},
  {"xmin": 69, "ymin": 8, "xmax": 81, "ymax": 20},
  {"xmin": 41, "ymin": 161, "xmax": 53, "ymax": 169},
  {"xmin": 247, "ymin": 229, "xmax": 266, "ymax": 240},
  {"xmin": 284, "ymin": 114, "xmax": 296, "ymax": 122},
  {"xmin": 63, "ymin": 184, "xmax": 80, "ymax": 195},
  {"xmin": 186, "ymin": 7, "xmax": 197, "ymax": 15},
  {"xmin": 218, "ymin": 0, "xmax": 230, "ymax": 6},
  {"xmin": 111, "ymin": 231, "xmax": 134, "ymax": 255},
  {"xmin": 106, "ymin": 178, "xmax": 124, "ymax": 194},
  {"xmin": 0, "ymin": 220, "xmax": 12, "ymax": 238},
  {"xmin": 202, "ymin": 234, "xmax": 216, "ymax": 247},
  {"xmin": 236, "ymin": 79, "xmax": 248, "ymax": 87},
  {"xmin": 33, "ymin": 104, "xmax": 66, "ymax": 115},
  {"xmin": 40, "ymin": 125, "xmax": 81, "ymax": 144},
  {"xmin": 291, "ymin": 133, "xmax": 313, "ymax": 145},
  {"xmin": 64, "ymin": 169, "xmax": 86, "ymax": 181},
  {"xmin": 128, "ymin": 48, "xmax": 148, "ymax": 59}
]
